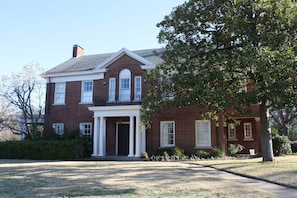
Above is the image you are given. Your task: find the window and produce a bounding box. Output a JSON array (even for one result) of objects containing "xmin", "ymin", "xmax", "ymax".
[
  {"xmin": 228, "ymin": 123, "xmax": 237, "ymax": 140},
  {"xmin": 81, "ymin": 81, "xmax": 93, "ymax": 103},
  {"xmin": 161, "ymin": 78, "xmax": 174, "ymax": 100},
  {"xmin": 134, "ymin": 76, "xmax": 142, "ymax": 101},
  {"xmin": 80, "ymin": 123, "xmax": 92, "ymax": 138},
  {"xmin": 108, "ymin": 78, "xmax": 116, "ymax": 102},
  {"xmin": 195, "ymin": 120, "xmax": 211, "ymax": 147},
  {"xmin": 119, "ymin": 69, "xmax": 131, "ymax": 101},
  {"xmin": 244, "ymin": 123, "xmax": 253, "ymax": 140},
  {"xmin": 54, "ymin": 82, "xmax": 66, "ymax": 104},
  {"xmin": 160, "ymin": 121, "xmax": 175, "ymax": 147},
  {"xmin": 53, "ymin": 123, "xmax": 64, "ymax": 135},
  {"xmin": 239, "ymin": 79, "xmax": 247, "ymax": 92}
]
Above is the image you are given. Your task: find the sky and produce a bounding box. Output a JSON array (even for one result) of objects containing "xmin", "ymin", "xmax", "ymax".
[{"xmin": 0, "ymin": 0, "xmax": 185, "ymax": 76}]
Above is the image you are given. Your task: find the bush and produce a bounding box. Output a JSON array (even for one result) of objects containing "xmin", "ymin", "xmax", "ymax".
[
  {"xmin": 151, "ymin": 147, "xmax": 187, "ymax": 161},
  {"xmin": 0, "ymin": 139, "xmax": 92, "ymax": 160},
  {"xmin": 210, "ymin": 148, "xmax": 224, "ymax": 158},
  {"xmin": 291, "ymin": 141, "xmax": 297, "ymax": 153},
  {"xmin": 272, "ymin": 134, "xmax": 292, "ymax": 156},
  {"xmin": 227, "ymin": 144, "xmax": 245, "ymax": 156},
  {"xmin": 196, "ymin": 150, "xmax": 210, "ymax": 159}
]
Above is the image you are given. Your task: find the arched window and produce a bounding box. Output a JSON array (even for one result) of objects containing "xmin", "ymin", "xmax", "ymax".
[{"xmin": 119, "ymin": 69, "xmax": 131, "ymax": 101}]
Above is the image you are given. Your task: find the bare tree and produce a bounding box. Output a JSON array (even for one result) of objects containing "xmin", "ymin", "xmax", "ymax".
[
  {"xmin": 270, "ymin": 108, "xmax": 297, "ymax": 136},
  {"xmin": 0, "ymin": 63, "xmax": 45, "ymax": 139}
]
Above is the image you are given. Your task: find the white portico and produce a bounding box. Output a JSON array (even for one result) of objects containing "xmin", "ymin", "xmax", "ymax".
[{"xmin": 88, "ymin": 105, "xmax": 146, "ymax": 157}]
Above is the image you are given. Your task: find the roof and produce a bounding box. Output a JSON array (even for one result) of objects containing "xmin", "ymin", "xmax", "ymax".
[{"xmin": 45, "ymin": 48, "xmax": 164, "ymax": 75}]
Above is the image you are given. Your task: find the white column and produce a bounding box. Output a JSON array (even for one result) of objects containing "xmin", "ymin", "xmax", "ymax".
[
  {"xmin": 99, "ymin": 116, "xmax": 104, "ymax": 156},
  {"xmin": 141, "ymin": 127, "xmax": 146, "ymax": 153},
  {"xmin": 128, "ymin": 115, "xmax": 134, "ymax": 157},
  {"xmin": 135, "ymin": 115, "xmax": 141, "ymax": 157},
  {"xmin": 103, "ymin": 117, "xmax": 107, "ymax": 155},
  {"xmin": 92, "ymin": 116, "xmax": 99, "ymax": 157}
]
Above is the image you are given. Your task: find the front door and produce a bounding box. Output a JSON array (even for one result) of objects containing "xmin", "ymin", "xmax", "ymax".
[{"xmin": 118, "ymin": 123, "xmax": 129, "ymax": 155}]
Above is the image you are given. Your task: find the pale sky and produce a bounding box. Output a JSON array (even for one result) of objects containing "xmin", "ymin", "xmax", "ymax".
[{"xmin": 0, "ymin": 0, "xmax": 185, "ymax": 75}]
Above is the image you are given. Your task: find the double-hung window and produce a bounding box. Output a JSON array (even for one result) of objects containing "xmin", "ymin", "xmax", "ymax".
[
  {"xmin": 80, "ymin": 123, "xmax": 92, "ymax": 138},
  {"xmin": 195, "ymin": 120, "xmax": 211, "ymax": 148},
  {"xmin": 54, "ymin": 82, "xmax": 66, "ymax": 105},
  {"xmin": 53, "ymin": 123, "xmax": 64, "ymax": 135},
  {"xmin": 228, "ymin": 123, "xmax": 237, "ymax": 140},
  {"xmin": 160, "ymin": 121, "xmax": 175, "ymax": 147},
  {"xmin": 81, "ymin": 81, "xmax": 93, "ymax": 103},
  {"xmin": 108, "ymin": 78, "xmax": 116, "ymax": 102},
  {"xmin": 134, "ymin": 76, "xmax": 142, "ymax": 101},
  {"xmin": 244, "ymin": 123, "xmax": 253, "ymax": 140}
]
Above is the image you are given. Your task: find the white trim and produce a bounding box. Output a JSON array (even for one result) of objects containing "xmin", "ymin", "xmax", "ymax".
[
  {"xmin": 95, "ymin": 48, "xmax": 155, "ymax": 70},
  {"xmin": 88, "ymin": 105, "xmax": 141, "ymax": 117},
  {"xmin": 45, "ymin": 72, "xmax": 104, "ymax": 83},
  {"xmin": 160, "ymin": 121, "xmax": 175, "ymax": 147}
]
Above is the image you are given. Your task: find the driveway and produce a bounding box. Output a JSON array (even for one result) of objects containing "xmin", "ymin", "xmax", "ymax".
[{"xmin": 0, "ymin": 159, "xmax": 296, "ymax": 197}]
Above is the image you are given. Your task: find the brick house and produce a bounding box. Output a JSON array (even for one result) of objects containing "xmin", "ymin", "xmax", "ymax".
[{"xmin": 43, "ymin": 45, "xmax": 261, "ymax": 157}]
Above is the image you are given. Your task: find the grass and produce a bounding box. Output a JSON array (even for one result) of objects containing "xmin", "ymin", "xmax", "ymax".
[
  {"xmin": 0, "ymin": 160, "xmax": 280, "ymax": 198},
  {"xmin": 190, "ymin": 155, "xmax": 297, "ymax": 188}
]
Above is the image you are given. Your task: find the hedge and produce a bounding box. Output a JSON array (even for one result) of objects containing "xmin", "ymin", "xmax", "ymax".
[{"xmin": 0, "ymin": 139, "xmax": 92, "ymax": 160}]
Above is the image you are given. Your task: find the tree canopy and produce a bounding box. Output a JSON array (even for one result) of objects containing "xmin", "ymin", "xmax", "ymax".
[{"xmin": 142, "ymin": 0, "xmax": 297, "ymax": 162}]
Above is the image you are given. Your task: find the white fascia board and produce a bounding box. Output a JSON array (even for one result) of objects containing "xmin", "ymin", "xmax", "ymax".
[
  {"xmin": 95, "ymin": 48, "xmax": 154, "ymax": 70},
  {"xmin": 88, "ymin": 105, "xmax": 141, "ymax": 117},
  {"xmin": 44, "ymin": 70, "xmax": 106, "ymax": 83},
  {"xmin": 141, "ymin": 64, "xmax": 156, "ymax": 70}
]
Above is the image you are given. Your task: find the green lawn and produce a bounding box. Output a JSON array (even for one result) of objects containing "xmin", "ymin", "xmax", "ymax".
[{"xmin": 190, "ymin": 155, "xmax": 297, "ymax": 188}]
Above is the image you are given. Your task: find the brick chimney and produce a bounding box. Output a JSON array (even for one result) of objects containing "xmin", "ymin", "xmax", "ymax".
[{"xmin": 72, "ymin": 44, "xmax": 84, "ymax": 57}]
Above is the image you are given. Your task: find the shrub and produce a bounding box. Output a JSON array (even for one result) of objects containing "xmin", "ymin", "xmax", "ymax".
[
  {"xmin": 291, "ymin": 141, "xmax": 297, "ymax": 153},
  {"xmin": 227, "ymin": 144, "xmax": 245, "ymax": 156},
  {"xmin": 0, "ymin": 139, "xmax": 92, "ymax": 160},
  {"xmin": 210, "ymin": 148, "xmax": 224, "ymax": 158},
  {"xmin": 196, "ymin": 150, "xmax": 210, "ymax": 159},
  {"xmin": 151, "ymin": 147, "xmax": 187, "ymax": 161},
  {"xmin": 141, "ymin": 151, "xmax": 149, "ymax": 159},
  {"xmin": 272, "ymin": 134, "xmax": 292, "ymax": 156}
]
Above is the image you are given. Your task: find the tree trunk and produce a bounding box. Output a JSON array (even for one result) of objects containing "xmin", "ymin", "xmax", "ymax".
[{"xmin": 259, "ymin": 102, "xmax": 275, "ymax": 162}]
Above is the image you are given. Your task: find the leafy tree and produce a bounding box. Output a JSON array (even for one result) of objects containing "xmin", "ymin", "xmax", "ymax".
[
  {"xmin": 0, "ymin": 64, "xmax": 45, "ymax": 140},
  {"xmin": 142, "ymin": 0, "xmax": 297, "ymax": 162}
]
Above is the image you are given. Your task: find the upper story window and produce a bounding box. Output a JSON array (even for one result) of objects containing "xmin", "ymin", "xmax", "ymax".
[
  {"xmin": 161, "ymin": 78, "xmax": 174, "ymax": 100},
  {"xmin": 134, "ymin": 76, "xmax": 142, "ymax": 101},
  {"xmin": 119, "ymin": 69, "xmax": 131, "ymax": 102},
  {"xmin": 54, "ymin": 82, "xmax": 66, "ymax": 105},
  {"xmin": 81, "ymin": 81, "xmax": 93, "ymax": 104},
  {"xmin": 108, "ymin": 78, "xmax": 116, "ymax": 102}
]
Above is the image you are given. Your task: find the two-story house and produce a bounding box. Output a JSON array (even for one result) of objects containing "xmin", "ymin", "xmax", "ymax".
[{"xmin": 43, "ymin": 45, "xmax": 261, "ymax": 157}]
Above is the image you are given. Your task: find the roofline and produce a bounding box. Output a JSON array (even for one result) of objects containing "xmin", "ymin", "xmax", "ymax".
[{"xmin": 42, "ymin": 68, "xmax": 107, "ymax": 79}]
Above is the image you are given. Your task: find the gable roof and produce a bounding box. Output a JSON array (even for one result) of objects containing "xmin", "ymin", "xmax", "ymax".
[{"xmin": 44, "ymin": 48, "xmax": 164, "ymax": 76}]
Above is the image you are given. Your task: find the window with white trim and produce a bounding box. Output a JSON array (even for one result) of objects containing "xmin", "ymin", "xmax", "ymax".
[
  {"xmin": 228, "ymin": 123, "xmax": 237, "ymax": 140},
  {"xmin": 160, "ymin": 121, "xmax": 175, "ymax": 147},
  {"xmin": 80, "ymin": 123, "xmax": 92, "ymax": 138},
  {"xmin": 54, "ymin": 82, "xmax": 66, "ymax": 104},
  {"xmin": 81, "ymin": 81, "xmax": 93, "ymax": 103},
  {"xmin": 119, "ymin": 69, "xmax": 131, "ymax": 101},
  {"xmin": 53, "ymin": 123, "xmax": 64, "ymax": 135},
  {"xmin": 161, "ymin": 78, "xmax": 174, "ymax": 100},
  {"xmin": 244, "ymin": 123, "xmax": 253, "ymax": 140},
  {"xmin": 108, "ymin": 78, "xmax": 116, "ymax": 102},
  {"xmin": 195, "ymin": 120, "xmax": 211, "ymax": 147},
  {"xmin": 134, "ymin": 76, "xmax": 142, "ymax": 101}
]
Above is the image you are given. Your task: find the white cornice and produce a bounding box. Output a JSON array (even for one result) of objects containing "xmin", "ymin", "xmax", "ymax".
[
  {"xmin": 44, "ymin": 69, "xmax": 106, "ymax": 83},
  {"xmin": 88, "ymin": 105, "xmax": 141, "ymax": 117}
]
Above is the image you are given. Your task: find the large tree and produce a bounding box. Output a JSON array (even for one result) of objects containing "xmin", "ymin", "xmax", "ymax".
[
  {"xmin": 0, "ymin": 64, "xmax": 45, "ymax": 139},
  {"xmin": 142, "ymin": 0, "xmax": 297, "ymax": 162}
]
